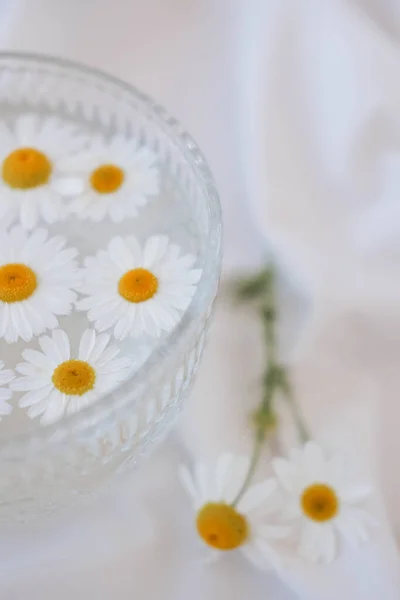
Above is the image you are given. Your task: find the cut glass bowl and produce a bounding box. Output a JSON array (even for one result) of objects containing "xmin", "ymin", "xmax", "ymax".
[{"xmin": 0, "ymin": 53, "xmax": 221, "ymax": 522}]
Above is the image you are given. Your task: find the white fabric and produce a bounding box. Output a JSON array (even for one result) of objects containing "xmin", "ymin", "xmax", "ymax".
[
  {"xmin": 1, "ymin": 1, "xmax": 400, "ymax": 599},
  {"xmin": 236, "ymin": 1, "xmax": 400, "ymax": 597}
]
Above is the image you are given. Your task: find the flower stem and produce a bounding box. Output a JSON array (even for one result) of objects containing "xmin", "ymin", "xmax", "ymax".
[
  {"xmin": 231, "ymin": 269, "xmax": 278, "ymax": 506},
  {"xmin": 231, "ymin": 432, "xmax": 263, "ymax": 507},
  {"xmin": 231, "ymin": 265, "xmax": 311, "ymax": 505},
  {"xmin": 278, "ymin": 373, "xmax": 310, "ymax": 443}
]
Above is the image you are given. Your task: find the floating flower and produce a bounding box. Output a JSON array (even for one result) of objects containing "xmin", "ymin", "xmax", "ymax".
[
  {"xmin": 11, "ymin": 328, "xmax": 133, "ymax": 425},
  {"xmin": 272, "ymin": 442, "xmax": 375, "ymax": 563},
  {"xmin": 0, "ymin": 114, "xmax": 87, "ymax": 229},
  {"xmin": 0, "ymin": 360, "xmax": 14, "ymax": 419},
  {"xmin": 180, "ymin": 453, "xmax": 288, "ymax": 570},
  {"xmin": 56, "ymin": 134, "xmax": 159, "ymax": 222},
  {"xmin": 0, "ymin": 227, "xmax": 81, "ymax": 343},
  {"xmin": 77, "ymin": 235, "xmax": 202, "ymax": 339}
]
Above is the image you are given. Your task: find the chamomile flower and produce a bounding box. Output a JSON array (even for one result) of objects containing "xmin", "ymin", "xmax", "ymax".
[
  {"xmin": 180, "ymin": 453, "xmax": 288, "ymax": 570},
  {"xmin": 56, "ymin": 134, "xmax": 159, "ymax": 222},
  {"xmin": 77, "ymin": 235, "xmax": 202, "ymax": 340},
  {"xmin": 11, "ymin": 328, "xmax": 132, "ymax": 425},
  {"xmin": 0, "ymin": 114, "xmax": 87, "ymax": 229},
  {"xmin": 272, "ymin": 442, "xmax": 375, "ymax": 563},
  {"xmin": 0, "ymin": 360, "xmax": 14, "ymax": 419},
  {"xmin": 0, "ymin": 227, "xmax": 81, "ymax": 343}
]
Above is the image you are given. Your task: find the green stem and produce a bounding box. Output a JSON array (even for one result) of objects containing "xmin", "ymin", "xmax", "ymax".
[
  {"xmin": 231, "ymin": 432, "xmax": 263, "ymax": 507},
  {"xmin": 230, "ymin": 265, "xmax": 311, "ymax": 506},
  {"xmin": 279, "ymin": 374, "xmax": 310, "ymax": 444},
  {"xmin": 231, "ymin": 363, "xmax": 276, "ymax": 508},
  {"xmin": 262, "ymin": 271, "xmax": 276, "ymax": 365}
]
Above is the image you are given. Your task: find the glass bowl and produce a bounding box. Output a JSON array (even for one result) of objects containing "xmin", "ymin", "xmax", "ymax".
[{"xmin": 0, "ymin": 53, "xmax": 222, "ymax": 523}]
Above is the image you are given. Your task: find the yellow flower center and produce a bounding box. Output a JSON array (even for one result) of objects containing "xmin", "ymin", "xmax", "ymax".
[
  {"xmin": 301, "ymin": 484, "xmax": 339, "ymax": 522},
  {"xmin": 90, "ymin": 164, "xmax": 124, "ymax": 194},
  {"xmin": 0, "ymin": 263, "xmax": 37, "ymax": 303},
  {"xmin": 196, "ymin": 502, "xmax": 249, "ymax": 550},
  {"xmin": 52, "ymin": 360, "xmax": 96, "ymax": 396},
  {"xmin": 118, "ymin": 268, "xmax": 158, "ymax": 303},
  {"xmin": 2, "ymin": 147, "xmax": 52, "ymax": 189}
]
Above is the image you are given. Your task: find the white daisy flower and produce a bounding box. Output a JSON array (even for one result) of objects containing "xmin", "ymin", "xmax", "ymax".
[
  {"xmin": 56, "ymin": 134, "xmax": 159, "ymax": 222},
  {"xmin": 272, "ymin": 441, "xmax": 375, "ymax": 563},
  {"xmin": 179, "ymin": 453, "xmax": 288, "ymax": 571},
  {"xmin": 11, "ymin": 328, "xmax": 133, "ymax": 425},
  {"xmin": 0, "ymin": 360, "xmax": 14, "ymax": 419},
  {"xmin": 0, "ymin": 114, "xmax": 87, "ymax": 229},
  {"xmin": 0, "ymin": 226, "xmax": 81, "ymax": 343},
  {"xmin": 77, "ymin": 235, "xmax": 202, "ymax": 340}
]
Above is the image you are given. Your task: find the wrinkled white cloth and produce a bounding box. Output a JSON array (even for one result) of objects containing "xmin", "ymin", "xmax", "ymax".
[
  {"xmin": 2, "ymin": 1, "xmax": 400, "ymax": 599},
  {"xmin": 235, "ymin": 1, "xmax": 400, "ymax": 597}
]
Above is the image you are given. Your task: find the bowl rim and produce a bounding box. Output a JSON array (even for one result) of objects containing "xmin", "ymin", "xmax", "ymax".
[{"xmin": 0, "ymin": 51, "xmax": 222, "ymax": 452}]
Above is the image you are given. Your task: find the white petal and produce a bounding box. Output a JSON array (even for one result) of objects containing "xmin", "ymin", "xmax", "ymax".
[
  {"xmin": 19, "ymin": 384, "xmax": 53, "ymax": 408},
  {"xmin": 57, "ymin": 151, "xmax": 99, "ymax": 172},
  {"xmin": 194, "ymin": 463, "xmax": 211, "ymax": 504},
  {"xmin": 0, "ymin": 367, "xmax": 14, "ymax": 385},
  {"xmin": 178, "ymin": 464, "xmax": 201, "ymax": 509},
  {"xmin": 94, "ymin": 345, "xmax": 119, "ymax": 368},
  {"xmin": 29, "ymin": 299, "xmax": 58, "ymax": 331},
  {"xmin": 16, "ymin": 114, "xmax": 38, "ymax": 144},
  {"xmin": 0, "ymin": 122, "xmax": 14, "ymax": 148},
  {"xmin": 142, "ymin": 235, "xmax": 169, "ymax": 267},
  {"xmin": 15, "ymin": 362, "xmax": 37, "ymax": 376},
  {"xmin": 43, "ymin": 234, "xmax": 66, "ymax": 257},
  {"xmin": 122, "ymin": 237, "xmax": 142, "ymax": 264},
  {"xmin": 84, "ymin": 298, "xmax": 121, "ymax": 321},
  {"xmin": 19, "ymin": 198, "xmax": 38, "ymax": 230},
  {"xmin": 222, "ymin": 457, "xmax": 250, "ymax": 504},
  {"xmin": 13, "ymin": 303, "xmax": 33, "ymax": 342},
  {"xmin": 113, "ymin": 314, "xmax": 132, "ymax": 340},
  {"xmin": 258, "ymin": 524, "xmax": 290, "ymax": 540},
  {"xmin": 21, "ymin": 228, "xmax": 48, "ymax": 262},
  {"xmin": 8, "ymin": 225, "xmax": 27, "ymax": 253},
  {"xmin": 40, "ymin": 389, "xmax": 67, "ymax": 424},
  {"xmin": 202, "ymin": 550, "xmax": 221, "ymax": 565},
  {"xmin": 0, "ymin": 386, "xmax": 11, "ymax": 400},
  {"xmin": 89, "ymin": 332, "xmax": 111, "ymax": 362},
  {"xmin": 4, "ymin": 308, "xmax": 19, "ymax": 343},
  {"xmin": 68, "ymin": 192, "xmax": 95, "ymax": 214},
  {"xmin": 339, "ymin": 482, "xmax": 373, "ymax": 504},
  {"xmin": 214, "ymin": 453, "xmax": 235, "ymax": 499},
  {"xmin": 79, "ymin": 329, "xmax": 97, "ymax": 361},
  {"xmin": 108, "ymin": 237, "xmax": 135, "ymax": 271},
  {"xmin": 109, "ymin": 202, "xmax": 128, "ymax": 223},
  {"xmin": 240, "ymin": 541, "xmax": 272, "ymax": 571},
  {"xmin": 320, "ymin": 525, "xmax": 336, "ymax": 564},
  {"xmin": 40, "ymin": 119, "xmax": 86, "ymax": 157},
  {"xmin": 22, "ymin": 349, "xmax": 54, "ymax": 371},
  {"xmin": 0, "ymin": 303, "xmax": 10, "ymax": 339},
  {"xmin": 12, "ymin": 375, "xmax": 49, "ymax": 392},
  {"xmin": 52, "ymin": 176, "xmax": 86, "ymax": 196},
  {"xmin": 335, "ymin": 508, "xmax": 373, "ymax": 547},
  {"xmin": 27, "ymin": 398, "xmax": 49, "ymax": 419},
  {"xmin": 22, "ymin": 301, "xmax": 46, "ymax": 336},
  {"xmin": 298, "ymin": 521, "xmax": 333, "ymax": 563},
  {"xmin": 253, "ymin": 537, "xmax": 283, "ymax": 571},
  {"xmin": 272, "ymin": 457, "xmax": 295, "ymax": 492},
  {"xmin": 51, "ymin": 329, "xmax": 71, "ymax": 362},
  {"xmin": 238, "ymin": 479, "xmax": 278, "ymax": 514},
  {"xmin": 67, "ymin": 396, "xmax": 82, "ymax": 414},
  {"xmin": 0, "ymin": 390, "xmax": 13, "ymax": 410},
  {"xmin": 39, "ymin": 191, "xmax": 64, "ymax": 224},
  {"xmin": 95, "ymin": 306, "xmax": 125, "ymax": 333},
  {"xmin": 302, "ymin": 442, "xmax": 326, "ymax": 479}
]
